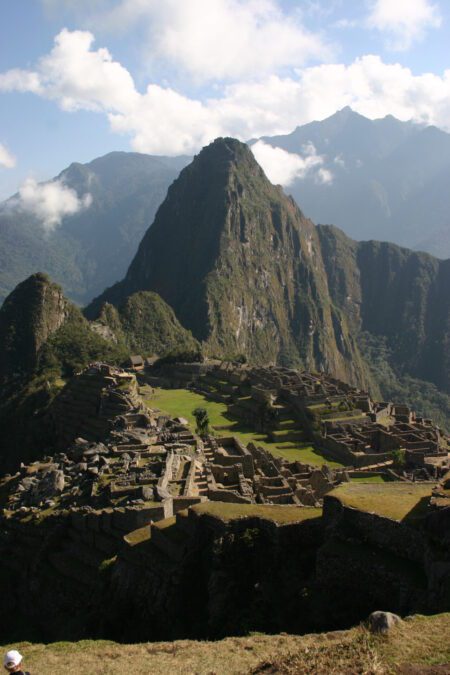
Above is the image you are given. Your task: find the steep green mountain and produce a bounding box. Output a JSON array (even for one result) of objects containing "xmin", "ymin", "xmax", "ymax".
[
  {"xmin": 0, "ymin": 152, "xmax": 190, "ymax": 305},
  {"xmin": 258, "ymin": 107, "xmax": 450, "ymax": 257},
  {"xmin": 87, "ymin": 137, "xmax": 449, "ymax": 425},
  {"xmin": 0, "ymin": 273, "xmax": 127, "ymax": 384},
  {"xmin": 87, "ymin": 138, "xmax": 371, "ymax": 387},
  {"xmin": 0, "ymin": 272, "xmax": 70, "ymax": 381},
  {"xmin": 317, "ymin": 224, "xmax": 450, "ymax": 399},
  {"xmin": 95, "ymin": 291, "xmax": 200, "ymax": 358}
]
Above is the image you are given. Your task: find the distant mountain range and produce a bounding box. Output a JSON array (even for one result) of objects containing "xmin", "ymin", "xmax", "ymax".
[
  {"xmin": 258, "ymin": 107, "xmax": 450, "ymax": 256},
  {"xmin": 1, "ymin": 108, "xmax": 450, "ymax": 308}
]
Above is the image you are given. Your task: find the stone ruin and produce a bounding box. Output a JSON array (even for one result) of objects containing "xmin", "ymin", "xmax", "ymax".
[
  {"xmin": 201, "ymin": 437, "xmax": 346, "ymax": 506},
  {"xmin": 2, "ymin": 363, "xmax": 348, "ymax": 539},
  {"xmin": 143, "ymin": 360, "xmax": 450, "ymax": 477}
]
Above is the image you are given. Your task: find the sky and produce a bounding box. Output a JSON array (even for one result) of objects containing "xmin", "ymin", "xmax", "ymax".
[{"xmin": 1, "ymin": 0, "xmax": 450, "ymax": 201}]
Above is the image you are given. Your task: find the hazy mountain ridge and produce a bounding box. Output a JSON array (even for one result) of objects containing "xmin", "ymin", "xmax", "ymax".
[
  {"xmin": 260, "ymin": 107, "xmax": 450, "ymax": 257},
  {"xmin": 0, "ymin": 152, "xmax": 190, "ymax": 305}
]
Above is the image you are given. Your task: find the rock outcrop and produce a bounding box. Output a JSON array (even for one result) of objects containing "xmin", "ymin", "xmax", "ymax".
[{"xmin": 0, "ymin": 273, "xmax": 70, "ymax": 381}]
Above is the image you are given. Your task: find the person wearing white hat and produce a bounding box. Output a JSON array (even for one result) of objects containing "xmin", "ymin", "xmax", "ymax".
[{"xmin": 3, "ymin": 650, "xmax": 29, "ymax": 674}]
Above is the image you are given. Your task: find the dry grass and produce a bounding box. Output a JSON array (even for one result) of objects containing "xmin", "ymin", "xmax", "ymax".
[{"xmin": 4, "ymin": 614, "xmax": 449, "ymax": 674}]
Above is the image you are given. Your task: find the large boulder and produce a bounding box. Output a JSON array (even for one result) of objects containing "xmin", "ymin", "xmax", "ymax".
[{"xmin": 367, "ymin": 610, "xmax": 402, "ymax": 634}]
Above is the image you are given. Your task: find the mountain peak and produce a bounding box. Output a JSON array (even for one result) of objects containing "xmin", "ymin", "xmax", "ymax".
[
  {"xmin": 0, "ymin": 273, "xmax": 70, "ymax": 381},
  {"xmin": 336, "ymin": 105, "xmax": 356, "ymax": 116},
  {"xmin": 87, "ymin": 137, "xmax": 367, "ymax": 385},
  {"xmin": 194, "ymin": 137, "xmax": 259, "ymax": 174}
]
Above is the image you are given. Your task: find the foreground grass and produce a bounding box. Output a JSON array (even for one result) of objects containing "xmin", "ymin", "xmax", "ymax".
[
  {"xmin": 145, "ymin": 387, "xmax": 343, "ymax": 467},
  {"xmin": 4, "ymin": 614, "xmax": 450, "ymax": 674}
]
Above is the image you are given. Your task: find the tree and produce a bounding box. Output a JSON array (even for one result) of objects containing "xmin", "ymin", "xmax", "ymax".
[
  {"xmin": 392, "ymin": 448, "xmax": 406, "ymax": 471},
  {"xmin": 193, "ymin": 407, "xmax": 210, "ymax": 437}
]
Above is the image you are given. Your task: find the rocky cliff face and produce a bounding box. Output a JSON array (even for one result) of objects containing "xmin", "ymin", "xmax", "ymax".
[
  {"xmin": 317, "ymin": 225, "xmax": 450, "ymax": 395},
  {"xmin": 0, "ymin": 273, "xmax": 70, "ymax": 381},
  {"xmin": 88, "ymin": 138, "xmax": 370, "ymax": 387}
]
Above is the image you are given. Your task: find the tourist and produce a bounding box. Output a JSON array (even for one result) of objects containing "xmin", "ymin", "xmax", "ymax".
[{"xmin": 3, "ymin": 650, "xmax": 30, "ymax": 674}]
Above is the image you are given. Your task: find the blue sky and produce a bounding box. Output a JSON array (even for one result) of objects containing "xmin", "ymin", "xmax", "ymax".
[{"xmin": 1, "ymin": 0, "xmax": 450, "ymax": 199}]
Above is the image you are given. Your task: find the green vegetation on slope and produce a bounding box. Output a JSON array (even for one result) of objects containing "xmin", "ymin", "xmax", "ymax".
[
  {"xmin": 38, "ymin": 305, "xmax": 127, "ymax": 379},
  {"xmin": 96, "ymin": 291, "xmax": 200, "ymax": 358},
  {"xmin": 144, "ymin": 386, "xmax": 343, "ymax": 467},
  {"xmin": 318, "ymin": 224, "xmax": 450, "ymax": 426},
  {"xmin": 359, "ymin": 331, "xmax": 450, "ymax": 432},
  {"xmin": 88, "ymin": 138, "xmax": 370, "ymax": 388}
]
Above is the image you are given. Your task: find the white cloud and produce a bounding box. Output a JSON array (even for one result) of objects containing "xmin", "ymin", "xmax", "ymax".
[
  {"xmin": 0, "ymin": 143, "xmax": 16, "ymax": 169},
  {"xmin": 3, "ymin": 31, "xmax": 450, "ymax": 156},
  {"xmin": 97, "ymin": 0, "xmax": 332, "ymax": 81},
  {"xmin": 0, "ymin": 29, "xmax": 138, "ymax": 113},
  {"xmin": 251, "ymin": 140, "xmax": 325, "ymax": 186},
  {"xmin": 11, "ymin": 178, "xmax": 92, "ymax": 232},
  {"xmin": 367, "ymin": 0, "xmax": 441, "ymax": 51},
  {"xmin": 315, "ymin": 167, "xmax": 333, "ymax": 184}
]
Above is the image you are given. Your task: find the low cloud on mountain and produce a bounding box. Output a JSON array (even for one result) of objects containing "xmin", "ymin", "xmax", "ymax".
[
  {"xmin": 251, "ymin": 140, "xmax": 332, "ymax": 187},
  {"xmin": 8, "ymin": 177, "xmax": 92, "ymax": 232}
]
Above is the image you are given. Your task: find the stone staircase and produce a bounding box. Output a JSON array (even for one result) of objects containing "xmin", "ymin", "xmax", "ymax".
[{"xmin": 193, "ymin": 465, "xmax": 209, "ymax": 497}]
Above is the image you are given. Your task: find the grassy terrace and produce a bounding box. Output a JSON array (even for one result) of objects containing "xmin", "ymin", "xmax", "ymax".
[
  {"xmin": 3, "ymin": 613, "xmax": 450, "ymax": 673},
  {"xmin": 349, "ymin": 475, "xmax": 389, "ymax": 484},
  {"xmin": 192, "ymin": 501, "xmax": 322, "ymax": 524},
  {"xmin": 143, "ymin": 387, "xmax": 343, "ymax": 467},
  {"xmin": 328, "ymin": 482, "xmax": 433, "ymax": 522}
]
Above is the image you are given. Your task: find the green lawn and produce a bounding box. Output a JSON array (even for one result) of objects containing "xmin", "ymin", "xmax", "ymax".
[{"xmin": 143, "ymin": 387, "xmax": 343, "ymax": 467}]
